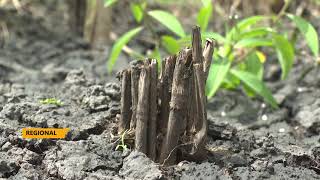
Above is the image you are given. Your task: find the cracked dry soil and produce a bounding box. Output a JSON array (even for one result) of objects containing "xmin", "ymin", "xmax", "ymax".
[{"xmin": 0, "ymin": 7, "xmax": 320, "ymax": 180}]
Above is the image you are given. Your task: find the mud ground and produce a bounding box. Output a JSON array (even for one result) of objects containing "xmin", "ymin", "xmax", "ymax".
[{"xmin": 0, "ymin": 6, "xmax": 320, "ymax": 180}]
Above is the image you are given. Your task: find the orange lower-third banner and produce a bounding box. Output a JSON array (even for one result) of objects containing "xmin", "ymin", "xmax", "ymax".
[{"xmin": 22, "ymin": 128, "xmax": 70, "ymax": 139}]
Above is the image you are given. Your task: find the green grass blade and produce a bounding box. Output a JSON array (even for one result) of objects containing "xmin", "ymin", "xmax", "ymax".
[
  {"xmin": 148, "ymin": 10, "xmax": 186, "ymax": 38},
  {"xmin": 230, "ymin": 69, "xmax": 278, "ymax": 108},
  {"xmin": 107, "ymin": 27, "xmax": 143, "ymax": 74},
  {"xmin": 287, "ymin": 14, "xmax": 319, "ymax": 57}
]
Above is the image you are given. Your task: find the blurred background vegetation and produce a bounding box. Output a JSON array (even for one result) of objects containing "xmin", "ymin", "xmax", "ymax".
[
  {"xmin": 1, "ymin": 0, "xmax": 319, "ymax": 48},
  {"xmin": 0, "ymin": 0, "xmax": 319, "ymax": 107}
]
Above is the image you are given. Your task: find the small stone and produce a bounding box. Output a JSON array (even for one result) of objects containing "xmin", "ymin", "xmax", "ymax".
[
  {"xmin": 224, "ymin": 153, "xmax": 247, "ymax": 166},
  {"xmin": 251, "ymin": 160, "xmax": 267, "ymax": 171},
  {"xmin": 119, "ymin": 151, "xmax": 163, "ymax": 179},
  {"xmin": 1, "ymin": 142, "xmax": 12, "ymax": 151},
  {"xmin": 279, "ymin": 128, "xmax": 285, "ymax": 133},
  {"xmin": 221, "ymin": 111, "xmax": 226, "ymax": 117}
]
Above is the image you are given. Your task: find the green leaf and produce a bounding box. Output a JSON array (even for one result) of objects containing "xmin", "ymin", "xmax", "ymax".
[
  {"xmin": 104, "ymin": 0, "xmax": 118, "ymax": 7},
  {"xmin": 228, "ymin": 16, "xmax": 267, "ymax": 41},
  {"xmin": 230, "ymin": 69, "xmax": 278, "ymax": 108},
  {"xmin": 287, "ymin": 14, "xmax": 319, "ymax": 57},
  {"xmin": 197, "ymin": 4, "xmax": 212, "ymax": 32},
  {"xmin": 107, "ymin": 27, "xmax": 143, "ymax": 74},
  {"xmin": 241, "ymin": 52, "xmax": 264, "ymax": 97},
  {"xmin": 161, "ymin": 35, "xmax": 180, "ymax": 54},
  {"xmin": 40, "ymin": 98, "xmax": 64, "ymax": 106},
  {"xmin": 245, "ymin": 51, "xmax": 264, "ymax": 80},
  {"xmin": 148, "ymin": 10, "xmax": 185, "ymax": 37},
  {"xmin": 201, "ymin": 0, "xmax": 211, "ymax": 6},
  {"xmin": 222, "ymin": 72, "xmax": 240, "ymax": 89},
  {"xmin": 206, "ymin": 58, "xmax": 231, "ymax": 98},
  {"xmin": 235, "ymin": 38, "xmax": 273, "ymax": 48},
  {"xmin": 272, "ymin": 34, "xmax": 294, "ymax": 79},
  {"xmin": 236, "ymin": 16, "xmax": 267, "ymax": 31},
  {"xmin": 130, "ymin": 3, "xmax": 145, "ymax": 23},
  {"xmin": 238, "ymin": 27, "xmax": 274, "ymax": 40}
]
